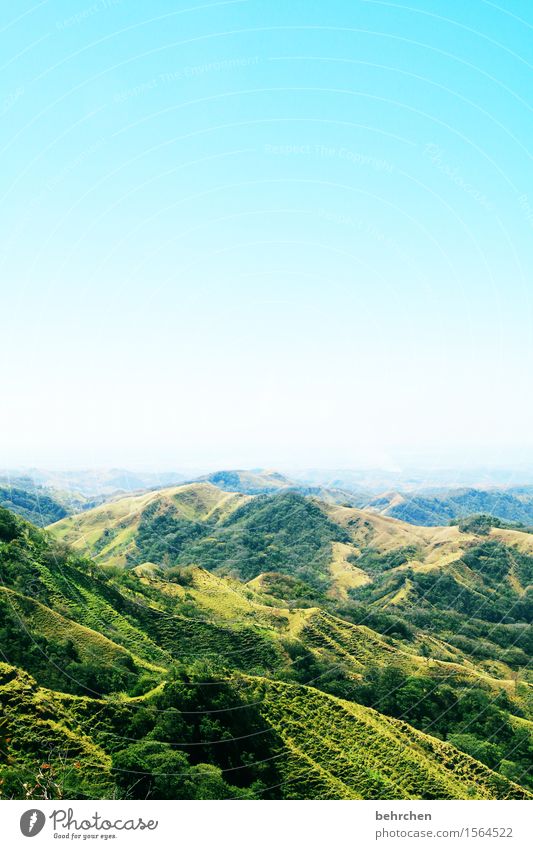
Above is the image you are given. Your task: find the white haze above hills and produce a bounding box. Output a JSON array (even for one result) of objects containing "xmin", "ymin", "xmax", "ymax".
[{"xmin": 3, "ymin": 464, "xmax": 533, "ymax": 498}]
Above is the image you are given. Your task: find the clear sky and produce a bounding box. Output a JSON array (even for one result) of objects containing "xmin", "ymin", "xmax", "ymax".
[{"xmin": 1, "ymin": 1, "xmax": 532, "ymax": 471}]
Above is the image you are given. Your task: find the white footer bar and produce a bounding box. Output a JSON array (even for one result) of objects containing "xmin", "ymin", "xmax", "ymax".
[{"xmin": 1, "ymin": 799, "xmax": 532, "ymax": 849}]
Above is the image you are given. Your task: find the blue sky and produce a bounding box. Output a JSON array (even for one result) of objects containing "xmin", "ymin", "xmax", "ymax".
[{"xmin": 1, "ymin": 1, "xmax": 532, "ymax": 470}]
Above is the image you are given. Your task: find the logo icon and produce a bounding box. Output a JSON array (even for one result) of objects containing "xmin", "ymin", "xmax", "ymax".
[{"xmin": 20, "ymin": 810, "xmax": 46, "ymax": 837}]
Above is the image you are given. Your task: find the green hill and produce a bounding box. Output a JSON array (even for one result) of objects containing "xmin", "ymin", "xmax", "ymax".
[
  {"xmin": 52, "ymin": 486, "xmax": 354, "ymax": 589},
  {"xmin": 0, "ymin": 482, "xmax": 68, "ymax": 526},
  {"xmin": 1, "ymin": 501, "xmax": 532, "ymax": 799},
  {"xmin": 365, "ymin": 487, "xmax": 533, "ymax": 528},
  {"xmin": 2, "ymin": 663, "xmax": 528, "ymax": 801},
  {"xmin": 193, "ymin": 469, "xmax": 363, "ymax": 506},
  {"xmin": 195, "ymin": 469, "xmax": 296, "ymax": 494},
  {"xmin": 51, "ymin": 483, "xmax": 249, "ymax": 568}
]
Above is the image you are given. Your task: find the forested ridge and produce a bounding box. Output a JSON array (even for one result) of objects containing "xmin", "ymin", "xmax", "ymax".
[{"xmin": 1, "ymin": 485, "xmax": 532, "ymax": 800}]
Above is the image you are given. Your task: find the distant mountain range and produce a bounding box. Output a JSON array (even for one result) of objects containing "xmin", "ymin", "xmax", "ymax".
[
  {"xmin": 4, "ymin": 467, "xmax": 189, "ymax": 496},
  {"xmin": 192, "ymin": 468, "xmax": 365, "ymax": 505},
  {"xmin": 189, "ymin": 471, "xmax": 533, "ymax": 528},
  {"xmin": 364, "ymin": 487, "xmax": 533, "ymax": 528},
  {"xmin": 289, "ymin": 466, "xmax": 533, "ymax": 491},
  {"xmin": 4, "ymin": 467, "xmax": 533, "ymax": 530}
]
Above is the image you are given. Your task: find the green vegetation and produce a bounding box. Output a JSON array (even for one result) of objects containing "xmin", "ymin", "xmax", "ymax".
[
  {"xmin": 0, "ymin": 484, "xmax": 67, "ymax": 527},
  {"xmin": 368, "ymin": 488, "xmax": 533, "ymax": 527},
  {"xmin": 350, "ymin": 545, "xmax": 419, "ymax": 573},
  {"xmin": 2, "ymin": 662, "xmax": 529, "ymax": 801},
  {"xmin": 1, "ymin": 489, "xmax": 532, "ymax": 801},
  {"xmin": 453, "ymin": 514, "xmax": 532, "ymax": 535},
  {"xmin": 349, "ymin": 667, "xmax": 532, "ymax": 790},
  {"xmin": 197, "ymin": 469, "xmax": 294, "ymax": 494},
  {"xmin": 130, "ymin": 492, "xmax": 351, "ymax": 589}
]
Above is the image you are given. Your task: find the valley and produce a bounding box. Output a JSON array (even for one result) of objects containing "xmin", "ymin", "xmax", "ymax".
[{"xmin": 0, "ymin": 480, "xmax": 531, "ymax": 800}]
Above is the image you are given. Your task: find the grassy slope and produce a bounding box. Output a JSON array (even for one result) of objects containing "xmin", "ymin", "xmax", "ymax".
[
  {"xmin": 53, "ymin": 486, "xmax": 484, "ymax": 586},
  {"xmin": 327, "ymin": 541, "xmax": 371, "ymax": 599},
  {"xmin": 196, "ymin": 469, "xmax": 294, "ymax": 493},
  {"xmin": 0, "ymin": 586, "xmax": 162, "ymax": 673},
  {"xmin": 324, "ymin": 502, "xmax": 474, "ymax": 560},
  {"xmin": 2, "ymin": 499, "xmax": 530, "ymax": 799},
  {"xmin": 365, "ymin": 488, "xmax": 533, "ymax": 527},
  {"xmin": 2, "ymin": 662, "xmax": 528, "ymax": 801},
  {"xmin": 245, "ymin": 678, "xmax": 529, "ymax": 800},
  {"xmin": 326, "ymin": 504, "xmax": 532, "ymax": 607},
  {"xmin": 52, "ymin": 486, "xmax": 356, "ymax": 592},
  {"xmin": 0, "ymin": 664, "xmax": 114, "ymax": 798},
  {"xmin": 4, "ymin": 543, "xmax": 519, "ymax": 710},
  {"xmin": 50, "ymin": 483, "xmax": 248, "ymax": 568},
  {"xmin": 48, "ymin": 489, "xmax": 532, "ymax": 692}
]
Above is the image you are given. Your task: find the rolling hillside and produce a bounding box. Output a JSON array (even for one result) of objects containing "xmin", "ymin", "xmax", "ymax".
[
  {"xmin": 0, "ymin": 476, "xmax": 111, "ymax": 526},
  {"xmin": 1, "ymin": 496, "xmax": 532, "ymax": 800},
  {"xmin": 51, "ymin": 483, "xmax": 250, "ymax": 569},
  {"xmin": 364, "ymin": 487, "xmax": 533, "ymax": 528},
  {"xmin": 192, "ymin": 468, "xmax": 365, "ymax": 506},
  {"xmin": 0, "ymin": 481, "xmax": 68, "ymax": 526},
  {"xmin": 2, "ymin": 663, "xmax": 528, "ymax": 801},
  {"xmin": 194, "ymin": 469, "xmax": 296, "ymax": 494},
  {"xmin": 50, "ymin": 486, "xmax": 533, "ymax": 688}
]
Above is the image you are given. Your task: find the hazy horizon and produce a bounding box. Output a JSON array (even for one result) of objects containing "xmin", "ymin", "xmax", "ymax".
[{"xmin": 4, "ymin": 460, "xmax": 533, "ymax": 494}]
